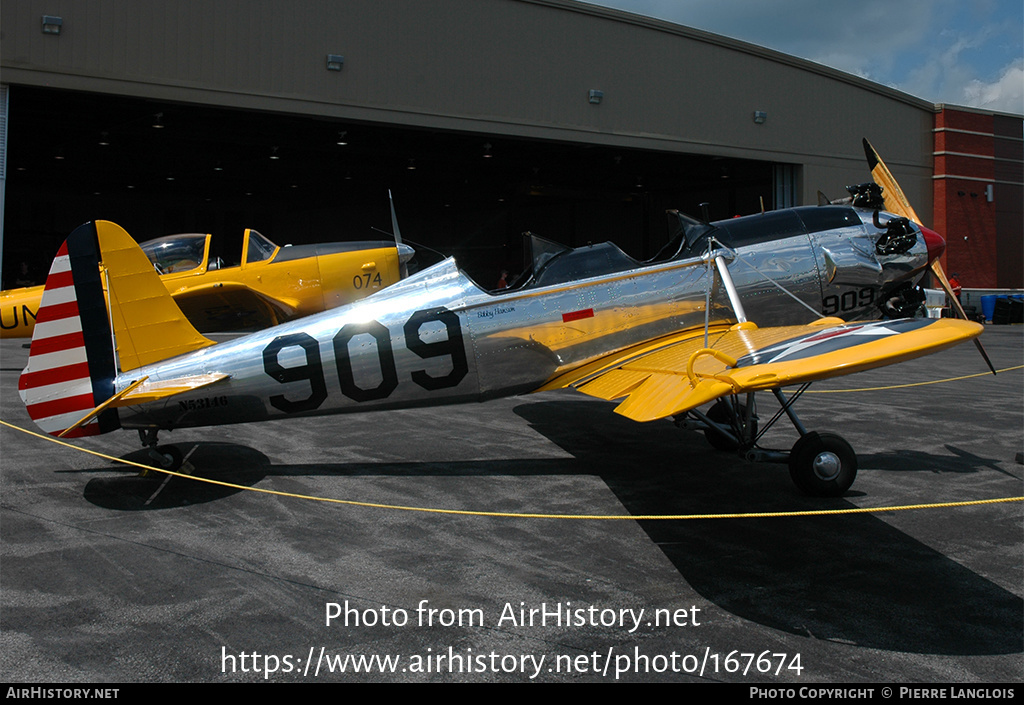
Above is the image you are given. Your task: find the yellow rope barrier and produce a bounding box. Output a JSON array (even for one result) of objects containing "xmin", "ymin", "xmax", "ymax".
[
  {"xmin": 2, "ymin": 418, "xmax": 1021, "ymax": 520},
  {"xmin": 805, "ymin": 365, "xmax": 1023, "ymax": 393}
]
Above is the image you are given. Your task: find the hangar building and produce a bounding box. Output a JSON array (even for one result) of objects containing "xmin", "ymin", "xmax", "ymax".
[{"xmin": 1, "ymin": 0, "xmax": 1021, "ymax": 291}]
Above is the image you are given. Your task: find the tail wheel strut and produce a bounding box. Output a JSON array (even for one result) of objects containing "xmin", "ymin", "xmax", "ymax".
[{"xmin": 138, "ymin": 429, "xmax": 184, "ymax": 473}]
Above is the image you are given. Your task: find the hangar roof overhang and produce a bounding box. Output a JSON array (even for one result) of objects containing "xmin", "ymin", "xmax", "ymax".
[{"xmin": 1, "ymin": 0, "xmax": 938, "ymax": 165}]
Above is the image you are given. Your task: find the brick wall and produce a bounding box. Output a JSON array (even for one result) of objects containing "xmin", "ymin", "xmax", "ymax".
[{"xmin": 933, "ymin": 108, "xmax": 1023, "ymax": 289}]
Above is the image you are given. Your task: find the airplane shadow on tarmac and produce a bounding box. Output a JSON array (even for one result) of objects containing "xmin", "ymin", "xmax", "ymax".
[
  {"xmin": 80, "ymin": 399, "xmax": 1021, "ymax": 656},
  {"xmin": 510, "ymin": 399, "xmax": 1023, "ymax": 658},
  {"xmin": 83, "ymin": 443, "xmax": 272, "ymax": 510}
]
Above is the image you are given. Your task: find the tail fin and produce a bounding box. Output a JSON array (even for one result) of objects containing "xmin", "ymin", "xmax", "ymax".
[
  {"xmin": 19, "ymin": 221, "xmax": 214, "ymax": 437},
  {"xmin": 93, "ymin": 220, "xmax": 213, "ymax": 370}
]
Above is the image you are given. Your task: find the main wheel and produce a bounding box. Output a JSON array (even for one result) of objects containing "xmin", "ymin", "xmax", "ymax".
[
  {"xmin": 704, "ymin": 400, "xmax": 756, "ymax": 451},
  {"xmin": 788, "ymin": 432, "xmax": 856, "ymax": 497}
]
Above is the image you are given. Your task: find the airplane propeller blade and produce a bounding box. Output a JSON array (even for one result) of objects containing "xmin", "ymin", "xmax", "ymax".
[
  {"xmin": 863, "ymin": 138, "xmax": 922, "ymax": 224},
  {"xmin": 930, "ymin": 260, "xmax": 997, "ymax": 374},
  {"xmin": 388, "ymin": 189, "xmax": 409, "ymax": 278},
  {"xmin": 863, "ymin": 138, "xmax": 996, "ymax": 374},
  {"xmin": 388, "ymin": 189, "xmax": 403, "ymax": 246}
]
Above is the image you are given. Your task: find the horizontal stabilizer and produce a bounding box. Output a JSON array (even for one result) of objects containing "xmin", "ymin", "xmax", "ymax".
[
  {"xmin": 115, "ymin": 372, "xmax": 230, "ymax": 405},
  {"xmin": 56, "ymin": 373, "xmax": 230, "ymax": 437}
]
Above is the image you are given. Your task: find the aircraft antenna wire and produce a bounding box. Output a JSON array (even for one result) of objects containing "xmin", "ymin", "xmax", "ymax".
[{"xmin": 731, "ymin": 251, "xmax": 826, "ymax": 319}]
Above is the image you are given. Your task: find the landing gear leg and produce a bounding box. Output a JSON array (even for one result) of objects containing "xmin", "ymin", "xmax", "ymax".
[
  {"xmin": 770, "ymin": 388, "xmax": 857, "ymax": 496},
  {"xmin": 138, "ymin": 429, "xmax": 183, "ymax": 473},
  {"xmin": 681, "ymin": 385, "xmax": 858, "ymax": 496},
  {"xmin": 703, "ymin": 397, "xmax": 758, "ymax": 451}
]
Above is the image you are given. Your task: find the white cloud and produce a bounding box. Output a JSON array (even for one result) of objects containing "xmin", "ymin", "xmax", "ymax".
[
  {"xmin": 583, "ymin": 0, "xmax": 1022, "ymax": 112},
  {"xmin": 963, "ymin": 60, "xmax": 1024, "ymax": 114}
]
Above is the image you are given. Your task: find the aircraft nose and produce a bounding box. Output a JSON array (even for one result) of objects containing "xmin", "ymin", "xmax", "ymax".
[
  {"xmin": 920, "ymin": 225, "xmax": 945, "ymax": 263},
  {"xmin": 397, "ymin": 243, "xmax": 416, "ymax": 264}
]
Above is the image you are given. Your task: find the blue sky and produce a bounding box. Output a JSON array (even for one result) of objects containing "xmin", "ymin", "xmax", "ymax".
[{"xmin": 583, "ymin": 0, "xmax": 1023, "ymax": 114}]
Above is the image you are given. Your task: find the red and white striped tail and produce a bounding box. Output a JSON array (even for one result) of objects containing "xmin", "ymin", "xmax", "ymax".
[{"xmin": 18, "ymin": 223, "xmax": 120, "ymax": 438}]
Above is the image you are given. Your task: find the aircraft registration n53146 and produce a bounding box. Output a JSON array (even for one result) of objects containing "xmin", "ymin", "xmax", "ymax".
[{"xmin": 18, "ymin": 141, "xmax": 987, "ymax": 496}]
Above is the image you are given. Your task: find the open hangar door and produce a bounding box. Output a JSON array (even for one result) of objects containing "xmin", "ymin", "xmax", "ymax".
[{"xmin": 2, "ymin": 86, "xmax": 778, "ymax": 288}]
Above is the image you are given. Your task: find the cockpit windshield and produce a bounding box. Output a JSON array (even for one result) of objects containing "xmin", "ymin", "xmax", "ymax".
[
  {"xmin": 140, "ymin": 234, "xmax": 208, "ymax": 274},
  {"xmin": 650, "ymin": 210, "xmax": 716, "ymax": 261},
  {"xmin": 499, "ymin": 233, "xmax": 570, "ymax": 290},
  {"xmin": 504, "ymin": 232, "xmax": 642, "ymax": 291},
  {"xmin": 245, "ymin": 230, "xmax": 278, "ymax": 264}
]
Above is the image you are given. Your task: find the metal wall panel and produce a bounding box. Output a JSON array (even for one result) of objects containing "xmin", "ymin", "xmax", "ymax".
[{"xmin": 1, "ymin": 0, "xmax": 937, "ymax": 205}]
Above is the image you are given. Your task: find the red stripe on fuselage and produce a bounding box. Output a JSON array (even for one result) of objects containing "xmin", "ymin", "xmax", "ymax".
[{"xmin": 562, "ymin": 308, "xmax": 594, "ymax": 323}]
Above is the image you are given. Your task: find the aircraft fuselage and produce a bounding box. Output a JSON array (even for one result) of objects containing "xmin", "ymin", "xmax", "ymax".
[{"xmin": 110, "ymin": 206, "xmax": 932, "ymax": 432}]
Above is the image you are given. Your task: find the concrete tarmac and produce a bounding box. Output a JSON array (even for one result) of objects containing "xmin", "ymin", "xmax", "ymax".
[{"xmin": 1, "ymin": 327, "xmax": 1021, "ymax": 683}]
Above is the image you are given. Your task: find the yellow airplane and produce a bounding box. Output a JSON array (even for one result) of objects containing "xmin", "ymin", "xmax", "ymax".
[{"xmin": 1, "ymin": 226, "xmax": 414, "ymax": 337}]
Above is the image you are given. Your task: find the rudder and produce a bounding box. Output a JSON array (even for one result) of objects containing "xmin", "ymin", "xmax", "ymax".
[{"xmin": 19, "ymin": 222, "xmax": 120, "ymax": 437}]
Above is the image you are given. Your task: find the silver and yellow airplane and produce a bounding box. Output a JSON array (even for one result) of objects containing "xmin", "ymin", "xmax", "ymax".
[
  {"xmin": 17, "ymin": 141, "xmax": 987, "ymax": 497},
  {"xmin": 1, "ymin": 226, "xmax": 415, "ymax": 337}
]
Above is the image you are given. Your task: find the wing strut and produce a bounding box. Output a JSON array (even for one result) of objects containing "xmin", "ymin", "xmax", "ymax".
[
  {"xmin": 702, "ymin": 239, "xmax": 748, "ymax": 348},
  {"xmin": 714, "ymin": 253, "xmax": 747, "ymax": 323}
]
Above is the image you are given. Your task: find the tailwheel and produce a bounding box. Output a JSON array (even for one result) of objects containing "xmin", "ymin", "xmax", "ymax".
[
  {"xmin": 138, "ymin": 428, "xmax": 183, "ymax": 475},
  {"xmin": 147, "ymin": 445, "xmax": 184, "ymax": 473},
  {"xmin": 788, "ymin": 432, "xmax": 857, "ymax": 497},
  {"xmin": 704, "ymin": 399, "xmax": 756, "ymax": 451}
]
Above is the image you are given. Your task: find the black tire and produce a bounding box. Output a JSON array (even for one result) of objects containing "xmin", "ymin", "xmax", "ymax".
[
  {"xmin": 788, "ymin": 432, "xmax": 857, "ymax": 496},
  {"xmin": 151, "ymin": 445, "xmax": 184, "ymax": 472},
  {"xmin": 704, "ymin": 400, "xmax": 756, "ymax": 451}
]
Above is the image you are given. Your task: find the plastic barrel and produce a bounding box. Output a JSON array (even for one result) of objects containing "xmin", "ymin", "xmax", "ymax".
[{"xmin": 981, "ymin": 295, "xmax": 997, "ymax": 322}]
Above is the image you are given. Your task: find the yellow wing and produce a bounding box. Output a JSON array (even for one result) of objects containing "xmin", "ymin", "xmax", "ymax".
[{"xmin": 557, "ymin": 318, "xmax": 983, "ymax": 422}]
